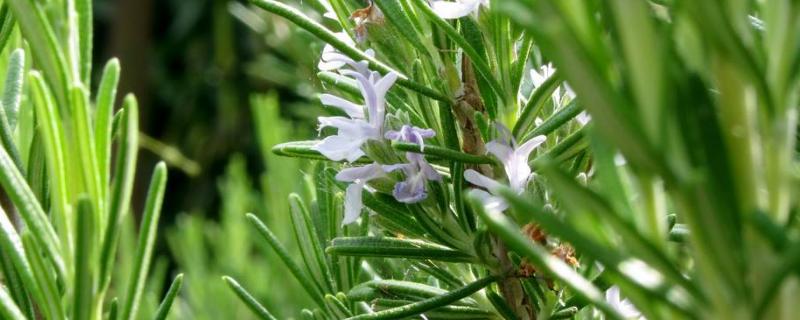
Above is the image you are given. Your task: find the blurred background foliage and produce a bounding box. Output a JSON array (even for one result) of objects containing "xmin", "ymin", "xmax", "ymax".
[{"xmin": 93, "ymin": 0, "xmax": 330, "ymax": 317}]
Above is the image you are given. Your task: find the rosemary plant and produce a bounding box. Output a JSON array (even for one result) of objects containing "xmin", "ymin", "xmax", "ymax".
[
  {"xmin": 225, "ymin": 0, "xmax": 800, "ymax": 320},
  {"xmin": 0, "ymin": 1, "xmax": 182, "ymax": 319}
]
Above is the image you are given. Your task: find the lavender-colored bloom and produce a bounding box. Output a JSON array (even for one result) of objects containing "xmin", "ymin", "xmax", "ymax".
[
  {"xmin": 385, "ymin": 125, "xmax": 436, "ymax": 150},
  {"xmin": 487, "ymin": 135, "xmax": 546, "ymax": 192},
  {"xmin": 384, "ymin": 125, "xmax": 441, "ymax": 203},
  {"xmin": 312, "ymin": 65, "xmax": 399, "ymax": 162},
  {"xmin": 605, "ymin": 286, "xmax": 644, "ymax": 319},
  {"xmin": 336, "ymin": 163, "xmax": 389, "ymax": 225},
  {"xmin": 465, "ymin": 127, "xmax": 546, "ymax": 211},
  {"xmin": 430, "ymin": 0, "xmax": 488, "ymax": 19},
  {"xmin": 317, "ymin": 32, "xmax": 373, "ymax": 73},
  {"xmin": 576, "ymin": 111, "xmax": 592, "ymax": 126}
]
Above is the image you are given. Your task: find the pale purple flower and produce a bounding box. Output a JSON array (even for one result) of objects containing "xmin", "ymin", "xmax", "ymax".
[
  {"xmin": 465, "ymin": 126, "xmax": 546, "ymax": 211},
  {"xmin": 312, "ymin": 62, "xmax": 399, "ymax": 162},
  {"xmin": 385, "ymin": 125, "xmax": 441, "ymax": 203},
  {"xmin": 605, "ymin": 286, "xmax": 644, "ymax": 319},
  {"xmin": 576, "ymin": 111, "xmax": 592, "ymax": 126},
  {"xmin": 318, "ymin": 33, "xmax": 372, "ymax": 74},
  {"xmin": 385, "ymin": 125, "xmax": 436, "ymax": 151},
  {"xmin": 336, "ymin": 163, "xmax": 389, "ymax": 225},
  {"xmin": 430, "ymin": 0, "xmax": 488, "ymax": 19}
]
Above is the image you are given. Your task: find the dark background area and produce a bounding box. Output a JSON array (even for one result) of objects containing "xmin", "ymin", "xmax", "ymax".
[{"xmin": 91, "ymin": 0, "xmax": 327, "ymax": 261}]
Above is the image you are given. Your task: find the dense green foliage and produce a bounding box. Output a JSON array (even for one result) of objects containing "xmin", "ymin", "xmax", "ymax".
[{"xmin": 0, "ymin": 0, "xmax": 799, "ymax": 320}]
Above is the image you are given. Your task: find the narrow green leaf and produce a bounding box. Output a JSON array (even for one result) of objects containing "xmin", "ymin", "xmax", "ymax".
[
  {"xmin": 246, "ymin": 213, "xmax": 326, "ymax": 307},
  {"xmin": 755, "ymin": 240, "xmax": 800, "ymax": 317},
  {"xmin": 107, "ymin": 298, "xmax": 118, "ymax": 320},
  {"xmin": 76, "ymin": 0, "xmax": 93, "ymax": 84},
  {"xmin": 0, "ymin": 207, "xmax": 57, "ymax": 320},
  {"xmin": 0, "ymin": 285, "xmax": 25, "ymax": 320},
  {"xmin": 362, "ymin": 192, "xmax": 427, "ymax": 238},
  {"xmin": 153, "ymin": 273, "xmax": 184, "ymax": 320},
  {"xmin": 0, "ymin": 245, "xmax": 32, "ymax": 319},
  {"xmin": 372, "ymin": 298, "xmax": 492, "ymax": 318},
  {"xmin": 486, "ymin": 290, "xmax": 518, "ymax": 320},
  {"xmin": 348, "ymin": 279, "xmax": 478, "ymax": 306},
  {"xmin": 0, "ymin": 5, "xmax": 17, "ymax": 54},
  {"xmin": 99, "ymin": 95, "xmax": 139, "ymax": 291},
  {"xmin": 223, "ymin": 276, "xmax": 278, "ymax": 320},
  {"xmin": 289, "ymin": 193, "xmax": 336, "ymax": 293},
  {"xmin": 0, "ymin": 109, "xmax": 62, "ymax": 279},
  {"xmin": 391, "ymin": 141, "xmax": 494, "ymax": 164},
  {"xmin": 6, "ymin": 0, "xmax": 71, "ymax": 106},
  {"xmin": 20, "ymin": 232, "xmax": 61, "ymax": 320},
  {"xmin": 522, "ymin": 100, "xmax": 582, "ymax": 141},
  {"xmin": 345, "ymin": 275, "xmax": 498, "ymax": 320},
  {"xmin": 2, "ymin": 48, "xmax": 24, "ymax": 132},
  {"xmin": 412, "ymin": 261, "xmax": 465, "ymax": 288},
  {"xmin": 70, "ymin": 86, "xmax": 103, "ymax": 223},
  {"xmin": 72, "ymin": 197, "xmax": 95, "ymax": 320},
  {"xmin": 95, "ymin": 59, "xmax": 121, "ymax": 202},
  {"xmin": 328, "ymin": 237, "xmax": 474, "ymax": 262},
  {"xmin": 551, "ymin": 306, "xmax": 579, "ymax": 319},
  {"xmin": 532, "ymin": 129, "xmax": 586, "ymax": 166},
  {"xmin": 513, "ymin": 72, "xmax": 562, "ymax": 138},
  {"xmin": 271, "ymin": 140, "xmax": 370, "ymax": 163},
  {"xmin": 0, "ymin": 49, "xmax": 25, "ymax": 173},
  {"xmin": 29, "ymin": 72, "xmax": 71, "ymax": 262},
  {"xmin": 325, "ymin": 294, "xmax": 353, "ymax": 318},
  {"xmin": 120, "ymin": 162, "xmax": 168, "ymax": 320},
  {"xmin": 250, "ymin": 0, "xmax": 450, "ymax": 103}
]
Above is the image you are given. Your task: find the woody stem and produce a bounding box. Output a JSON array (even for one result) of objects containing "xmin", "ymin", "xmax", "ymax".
[{"xmin": 455, "ymin": 57, "xmax": 534, "ymax": 320}]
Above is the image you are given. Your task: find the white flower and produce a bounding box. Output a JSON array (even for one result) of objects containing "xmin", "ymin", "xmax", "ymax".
[
  {"xmin": 605, "ymin": 286, "xmax": 644, "ymax": 319},
  {"xmin": 530, "ymin": 64, "xmax": 564, "ymax": 108},
  {"xmin": 465, "ymin": 126, "xmax": 546, "ymax": 211},
  {"xmin": 318, "ymin": 0, "xmax": 337, "ymax": 20},
  {"xmin": 530, "ymin": 64, "xmax": 556, "ymax": 89},
  {"xmin": 430, "ymin": 0, "xmax": 488, "ymax": 19},
  {"xmin": 318, "ymin": 32, "xmax": 370, "ymax": 73},
  {"xmin": 312, "ymin": 60, "xmax": 398, "ymax": 162},
  {"xmin": 576, "ymin": 111, "xmax": 592, "ymax": 126},
  {"xmin": 336, "ymin": 163, "xmax": 390, "ymax": 225}
]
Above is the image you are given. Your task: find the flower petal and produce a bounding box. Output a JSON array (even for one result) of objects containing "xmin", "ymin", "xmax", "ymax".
[
  {"xmin": 320, "ymin": 94, "xmax": 364, "ymax": 119},
  {"xmin": 516, "ymin": 135, "xmax": 546, "ymax": 160},
  {"xmin": 430, "ymin": 0, "xmax": 482, "ymax": 19},
  {"xmin": 392, "ymin": 175, "xmax": 428, "ymax": 203},
  {"xmin": 464, "ymin": 169, "xmax": 503, "ymax": 191},
  {"xmin": 335, "ymin": 163, "xmax": 387, "ymax": 182},
  {"xmin": 313, "ymin": 135, "xmax": 367, "ymax": 162},
  {"xmin": 343, "ymin": 182, "xmax": 365, "ymax": 225},
  {"xmin": 469, "ymin": 189, "xmax": 508, "ymax": 212},
  {"xmin": 486, "ymin": 141, "xmax": 514, "ymax": 165}
]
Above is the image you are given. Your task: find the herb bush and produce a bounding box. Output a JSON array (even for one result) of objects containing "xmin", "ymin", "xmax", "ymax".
[
  {"xmin": 229, "ymin": 0, "xmax": 800, "ymax": 319},
  {"xmin": 1, "ymin": 0, "xmax": 799, "ymax": 320}
]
